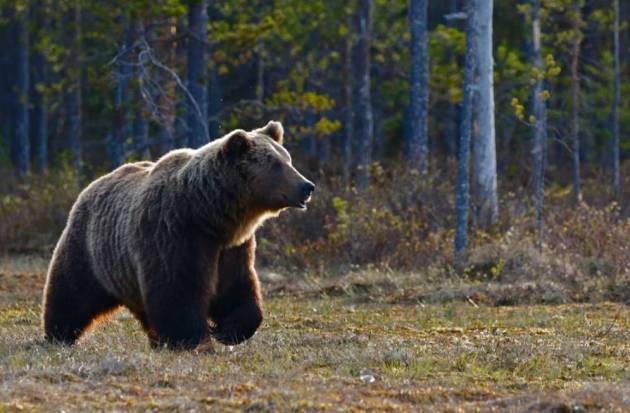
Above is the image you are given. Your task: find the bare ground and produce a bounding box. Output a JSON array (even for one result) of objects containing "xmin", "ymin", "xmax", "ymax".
[{"xmin": 0, "ymin": 255, "xmax": 628, "ymax": 412}]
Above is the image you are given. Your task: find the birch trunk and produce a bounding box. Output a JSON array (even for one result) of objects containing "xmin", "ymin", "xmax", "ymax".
[
  {"xmin": 473, "ymin": 0, "xmax": 498, "ymax": 229},
  {"xmin": 454, "ymin": 0, "xmax": 478, "ymax": 267}
]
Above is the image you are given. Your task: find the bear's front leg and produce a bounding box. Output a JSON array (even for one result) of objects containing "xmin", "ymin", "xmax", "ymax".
[
  {"xmin": 145, "ymin": 288, "xmax": 210, "ymax": 350},
  {"xmin": 142, "ymin": 249, "xmax": 218, "ymax": 350},
  {"xmin": 210, "ymin": 237, "xmax": 263, "ymax": 345}
]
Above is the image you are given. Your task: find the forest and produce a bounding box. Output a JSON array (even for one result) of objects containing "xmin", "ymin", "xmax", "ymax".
[{"xmin": 0, "ymin": 0, "xmax": 629, "ymax": 411}]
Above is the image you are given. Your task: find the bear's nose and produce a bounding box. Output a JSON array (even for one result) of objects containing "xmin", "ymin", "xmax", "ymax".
[{"xmin": 302, "ymin": 181, "xmax": 315, "ymax": 198}]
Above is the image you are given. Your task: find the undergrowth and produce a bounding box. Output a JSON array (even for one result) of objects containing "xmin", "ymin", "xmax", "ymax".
[{"xmin": 0, "ymin": 162, "xmax": 629, "ymax": 303}]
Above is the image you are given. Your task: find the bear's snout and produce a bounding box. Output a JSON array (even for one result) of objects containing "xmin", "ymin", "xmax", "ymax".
[
  {"xmin": 302, "ymin": 181, "xmax": 315, "ymax": 199},
  {"xmin": 293, "ymin": 180, "xmax": 314, "ymax": 209}
]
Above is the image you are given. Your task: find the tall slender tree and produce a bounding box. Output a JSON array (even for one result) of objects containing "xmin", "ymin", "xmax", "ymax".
[
  {"xmin": 444, "ymin": 0, "xmax": 460, "ymax": 158},
  {"xmin": 65, "ymin": 3, "xmax": 82, "ymax": 173},
  {"xmin": 110, "ymin": 14, "xmax": 133, "ymax": 168},
  {"xmin": 454, "ymin": 0, "xmax": 478, "ymax": 267},
  {"xmin": 207, "ymin": 68, "xmax": 222, "ymax": 140},
  {"xmin": 473, "ymin": 0, "xmax": 498, "ymax": 229},
  {"xmin": 11, "ymin": 5, "xmax": 30, "ymax": 176},
  {"xmin": 31, "ymin": 1, "xmax": 48, "ymax": 173},
  {"xmin": 133, "ymin": 98, "xmax": 150, "ymax": 159},
  {"xmin": 408, "ymin": 0, "xmax": 429, "ymax": 173},
  {"xmin": 187, "ymin": 0, "xmax": 208, "ymax": 148},
  {"xmin": 532, "ymin": 0, "xmax": 547, "ymax": 249},
  {"xmin": 158, "ymin": 58, "xmax": 177, "ymax": 153},
  {"xmin": 0, "ymin": 7, "xmax": 11, "ymax": 164},
  {"xmin": 355, "ymin": 0, "xmax": 373, "ymax": 188},
  {"xmin": 612, "ymin": 0, "xmax": 621, "ymax": 198},
  {"xmin": 341, "ymin": 14, "xmax": 354, "ymax": 185},
  {"xmin": 570, "ymin": 0, "xmax": 584, "ymax": 203}
]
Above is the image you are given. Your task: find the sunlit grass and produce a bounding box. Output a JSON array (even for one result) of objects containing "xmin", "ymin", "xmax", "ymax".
[{"xmin": 0, "ymin": 257, "xmax": 628, "ymax": 411}]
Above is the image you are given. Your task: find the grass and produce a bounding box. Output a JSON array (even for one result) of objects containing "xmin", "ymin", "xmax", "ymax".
[{"xmin": 0, "ymin": 255, "xmax": 628, "ymax": 412}]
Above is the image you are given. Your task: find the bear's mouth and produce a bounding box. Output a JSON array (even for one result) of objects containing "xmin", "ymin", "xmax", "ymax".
[
  {"xmin": 283, "ymin": 194, "xmax": 311, "ymax": 210},
  {"xmin": 297, "ymin": 194, "xmax": 312, "ymax": 209}
]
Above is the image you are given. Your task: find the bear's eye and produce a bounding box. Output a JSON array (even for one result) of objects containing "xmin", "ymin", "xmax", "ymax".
[{"xmin": 272, "ymin": 161, "xmax": 283, "ymax": 173}]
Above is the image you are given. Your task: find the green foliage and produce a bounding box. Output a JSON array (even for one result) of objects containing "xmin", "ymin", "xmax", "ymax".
[{"xmin": 429, "ymin": 25, "xmax": 465, "ymax": 104}]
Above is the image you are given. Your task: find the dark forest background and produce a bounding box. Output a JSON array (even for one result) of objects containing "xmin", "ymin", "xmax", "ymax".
[{"xmin": 0, "ymin": 0, "xmax": 630, "ymax": 293}]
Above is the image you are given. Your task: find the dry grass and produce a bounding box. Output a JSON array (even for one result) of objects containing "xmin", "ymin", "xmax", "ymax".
[{"xmin": 0, "ymin": 255, "xmax": 628, "ymax": 412}]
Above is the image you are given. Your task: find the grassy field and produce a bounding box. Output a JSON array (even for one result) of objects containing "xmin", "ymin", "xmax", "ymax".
[{"xmin": 0, "ymin": 255, "xmax": 628, "ymax": 412}]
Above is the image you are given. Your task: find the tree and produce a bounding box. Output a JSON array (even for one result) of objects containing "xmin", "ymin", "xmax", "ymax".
[
  {"xmin": 187, "ymin": 0, "xmax": 208, "ymax": 148},
  {"xmin": 408, "ymin": 0, "xmax": 429, "ymax": 173},
  {"xmin": 31, "ymin": 1, "xmax": 49, "ymax": 173},
  {"xmin": 64, "ymin": 3, "xmax": 82, "ymax": 173},
  {"xmin": 355, "ymin": 0, "xmax": 373, "ymax": 188},
  {"xmin": 454, "ymin": 0, "xmax": 478, "ymax": 267},
  {"xmin": 133, "ymin": 100, "xmax": 150, "ymax": 159},
  {"xmin": 207, "ymin": 68, "xmax": 222, "ymax": 140},
  {"xmin": 341, "ymin": 13, "xmax": 354, "ymax": 185},
  {"xmin": 10, "ymin": 5, "xmax": 30, "ymax": 176},
  {"xmin": 531, "ymin": 0, "xmax": 547, "ymax": 249},
  {"xmin": 206, "ymin": 2, "xmax": 221, "ymax": 141},
  {"xmin": 570, "ymin": 1, "xmax": 584, "ymax": 203},
  {"xmin": 612, "ymin": 0, "xmax": 621, "ymax": 198},
  {"xmin": 110, "ymin": 14, "xmax": 133, "ymax": 168},
  {"xmin": 473, "ymin": 0, "xmax": 498, "ymax": 229}
]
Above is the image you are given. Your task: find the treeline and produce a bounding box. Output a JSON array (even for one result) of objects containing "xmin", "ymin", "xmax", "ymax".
[{"xmin": 0, "ymin": 0, "xmax": 628, "ymax": 262}]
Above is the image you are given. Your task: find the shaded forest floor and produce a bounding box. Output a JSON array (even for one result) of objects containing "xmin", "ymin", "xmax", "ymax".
[{"xmin": 0, "ymin": 255, "xmax": 628, "ymax": 412}]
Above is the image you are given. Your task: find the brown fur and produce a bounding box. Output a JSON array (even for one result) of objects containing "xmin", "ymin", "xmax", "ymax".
[{"xmin": 42, "ymin": 121, "xmax": 314, "ymax": 349}]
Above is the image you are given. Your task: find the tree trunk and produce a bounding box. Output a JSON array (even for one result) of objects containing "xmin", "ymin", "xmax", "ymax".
[
  {"xmin": 207, "ymin": 67, "xmax": 222, "ymax": 140},
  {"xmin": 133, "ymin": 98, "xmax": 150, "ymax": 159},
  {"xmin": 444, "ymin": 0, "xmax": 459, "ymax": 158},
  {"xmin": 31, "ymin": 2, "xmax": 48, "ymax": 173},
  {"xmin": 256, "ymin": 40, "xmax": 265, "ymax": 103},
  {"xmin": 473, "ymin": 0, "xmax": 498, "ymax": 229},
  {"xmin": 207, "ymin": 4, "xmax": 221, "ymax": 141},
  {"xmin": 570, "ymin": 1, "xmax": 583, "ymax": 203},
  {"xmin": 612, "ymin": 0, "xmax": 621, "ymax": 198},
  {"xmin": 110, "ymin": 15, "xmax": 133, "ymax": 168},
  {"xmin": 454, "ymin": 0, "xmax": 478, "ymax": 268},
  {"xmin": 11, "ymin": 6, "xmax": 30, "ymax": 176},
  {"xmin": 187, "ymin": 0, "xmax": 208, "ymax": 148},
  {"xmin": 341, "ymin": 16, "xmax": 354, "ymax": 186},
  {"xmin": 354, "ymin": 0, "xmax": 373, "ymax": 189},
  {"xmin": 408, "ymin": 0, "xmax": 429, "ymax": 173},
  {"xmin": 158, "ymin": 17, "xmax": 178, "ymax": 154},
  {"xmin": 65, "ymin": 4, "xmax": 82, "ymax": 173},
  {"xmin": 532, "ymin": 0, "xmax": 547, "ymax": 250},
  {"xmin": 0, "ymin": 7, "xmax": 11, "ymax": 166}
]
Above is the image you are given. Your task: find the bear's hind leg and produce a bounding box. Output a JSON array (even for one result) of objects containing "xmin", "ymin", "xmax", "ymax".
[{"xmin": 43, "ymin": 251, "xmax": 119, "ymax": 344}]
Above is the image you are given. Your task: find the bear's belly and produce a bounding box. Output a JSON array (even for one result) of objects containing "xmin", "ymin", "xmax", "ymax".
[{"xmin": 90, "ymin": 248, "xmax": 142, "ymax": 305}]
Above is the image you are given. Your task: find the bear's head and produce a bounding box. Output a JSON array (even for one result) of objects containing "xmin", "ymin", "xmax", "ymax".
[{"xmin": 220, "ymin": 121, "xmax": 315, "ymax": 212}]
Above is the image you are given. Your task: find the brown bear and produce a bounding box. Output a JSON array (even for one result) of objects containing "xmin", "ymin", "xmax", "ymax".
[{"xmin": 42, "ymin": 121, "xmax": 314, "ymax": 350}]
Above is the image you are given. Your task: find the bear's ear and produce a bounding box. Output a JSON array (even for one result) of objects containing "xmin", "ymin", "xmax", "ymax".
[
  {"xmin": 255, "ymin": 120, "xmax": 284, "ymax": 145},
  {"xmin": 222, "ymin": 130, "xmax": 251, "ymax": 160}
]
